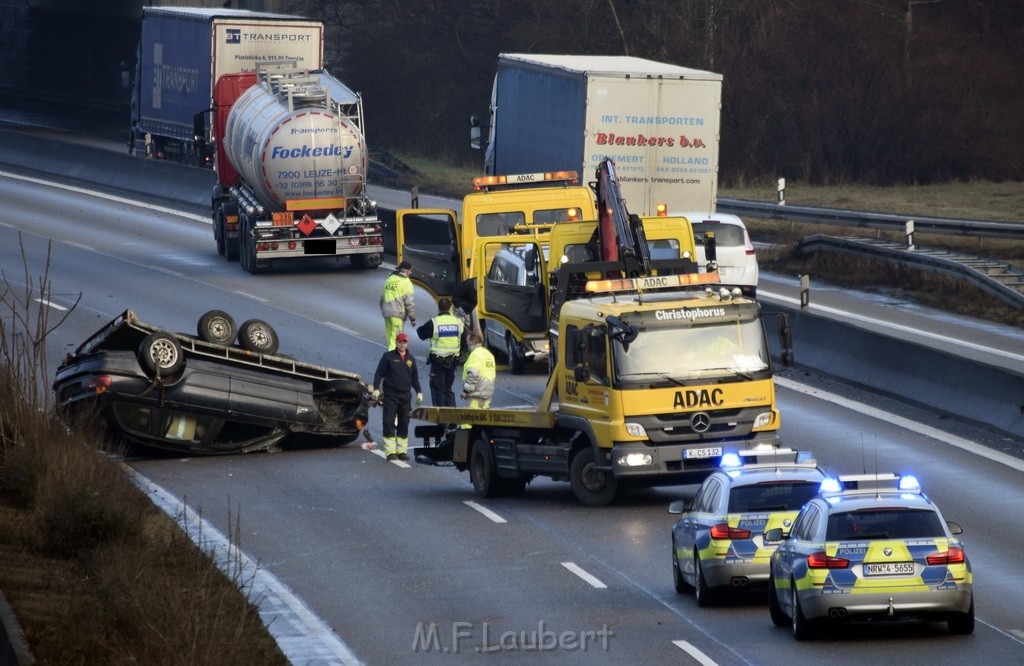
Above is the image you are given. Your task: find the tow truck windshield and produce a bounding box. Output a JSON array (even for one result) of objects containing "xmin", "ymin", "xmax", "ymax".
[{"xmin": 613, "ymin": 319, "xmax": 769, "ymax": 385}]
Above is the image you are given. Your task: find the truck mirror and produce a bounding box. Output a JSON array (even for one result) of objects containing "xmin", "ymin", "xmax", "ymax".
[
  {"xmin": 469, "ymin": 115, "xmax": 480, "ymax": 128},
  {"xmin": 704, "ymin": 231, "xmax": 717, "ymax": 263},
  {"xmin": 778, "ymin": 314, "xmax": 793, "ymax": 349},
  {"xmin": 192, "ymin": 111, "xmax": 209, "ymax": 143},
  {"xmin": 470, "ymin": 126, "xmax": 482, "ymax": 150},
  {"xmin": 572, "ymin": 328, "xmax": 588, "ymax": 351}
]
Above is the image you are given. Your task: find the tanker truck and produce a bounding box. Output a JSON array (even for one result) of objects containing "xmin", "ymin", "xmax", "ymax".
[{"xmin": 211, "ymin": 65, "xmax": 383, "ymax": 273}]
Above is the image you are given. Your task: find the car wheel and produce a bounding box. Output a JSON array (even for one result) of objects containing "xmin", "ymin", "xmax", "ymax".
[
  {"xmin": 791, "ymin": 578, "xmax": 816, "ymax": 640},
  {"xmin": 506, "ymin": 334, "xmax": 526, "ymax": 375},
  {"xmin": 138, "ymin": 332, "xmax": 184, "ymax": 376},
  {"xmin": 569, "ymin": 447, "xmax": 618, "ymax": 507},
  {"xmin": 768, "ymin": 575, "xmax": 790, "ymax": 627},
  {"xmin": 470, "ymin": 437, "xmax": 499, "ymax": 498},
  {"xmin": 694, "ymin": 551, "xmax": 717, "ymax": 607},
  {"xmin": 672, "ymin": 541, "xmax": 692, "ymax": 594},
  {"xmin": 948, "ymin": 598, "xmax": 975, "ymax": 635},
  {"xmin": 237, "ymin": 319, "xmax": 280, "ymax": 355},
  {"xmin": 197, "ymin": 310, "xmax": 237, "ymax": 345}
]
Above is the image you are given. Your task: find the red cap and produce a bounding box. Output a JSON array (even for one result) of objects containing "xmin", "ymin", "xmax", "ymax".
[{"xmin": 396, "ymin": 333, "xmax": 409, "ymax": 342}]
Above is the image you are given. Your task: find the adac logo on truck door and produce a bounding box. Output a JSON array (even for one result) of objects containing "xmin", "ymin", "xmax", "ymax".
[{"xmin": 674, "ymin": 388, "xmax": 724, "ymax": 409}]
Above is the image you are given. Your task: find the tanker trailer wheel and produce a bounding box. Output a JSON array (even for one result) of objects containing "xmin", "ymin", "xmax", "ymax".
[
  {"xmin": 470, "ymin": 437, "xmax": 500, "ymax": 498},
  {"xmin": 237, "ymin": 319, "xmax": 280, "ymax": 355},
  {"xmin": 197, "ymin": 310, "xmax": 237, "ymax": 346},
  {"xmin": 569, "ymin": 447, "xmax": 618, "ymax": 507},
  {"xmin": 350, "ymin": 253, "xmax": 382, "ymax": 269},
  {"xmin": 240, "ymin": 218, "xmax": 266, "ymax": 274},
  {"xmin": 138, "ymin": 332, "xmax": 184, "ymax": 377},
  {"xmin": 214, "ymin": 209, "xmax": 225, "ymax": 256}
]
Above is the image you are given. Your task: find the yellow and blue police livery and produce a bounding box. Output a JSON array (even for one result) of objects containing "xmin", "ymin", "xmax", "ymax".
[
  {"xmin": 767, "ymin": 473, "xmax": 974, "ymax": 639},
  {"xmin": 669, "ymin": 448, "xmax": 825, "ymax": 606}
]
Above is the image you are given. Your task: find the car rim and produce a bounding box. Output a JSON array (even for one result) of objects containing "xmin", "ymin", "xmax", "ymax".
[{"xmin": 151, "ymin": 339, "xmax": 178, "ymax": 368}]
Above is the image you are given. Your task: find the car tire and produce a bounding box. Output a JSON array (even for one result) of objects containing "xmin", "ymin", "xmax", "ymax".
[
  {"xmin": 569, "ymin": 447, "xmax": 618, "ymax": 507},
  {"xmin": 138, "ymin": 332, "xmax": 184, "ymax": 377},
  {"xmin": 672, "ymin": 542, "xmax": 692, "ymax": 594},
  {"xmin": 694, "ymin": 551, "xmax": 717, "ymax": 607},
  {"xmin": 768, "ymin": 575, "xmax": 790, "ymax": 627},
  {"xmin": 506, "ymin": 334, "xmax": 526, "ymax": 375},
  {"xmin": 791, "ymin": 577, "xmax": 816, "ymax": 640},
  {"xmin": 197, "ymin": 310, "xmax": 237, "ymax": 346},
  {"xmin": 470, "ymin": 437, "xmax": 499, "ymax": 498},
  {"xmin": 237, "ymin": 319, "xmax": 280, "ymax": 355},
  {"xmin": 948, "ymin": 598, "xmax": 975, "ymax": 635}
]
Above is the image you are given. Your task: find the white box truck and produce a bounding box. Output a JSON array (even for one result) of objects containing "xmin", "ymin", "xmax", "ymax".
[{"xmin": 475, "ymin": 54, "xmax": 723, "ymax": 215}]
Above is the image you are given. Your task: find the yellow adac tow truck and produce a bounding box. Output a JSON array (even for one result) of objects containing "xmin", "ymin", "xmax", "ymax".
[{"xmin": 411, "ymin": 159, "xmax": 792, "ymax": 506}]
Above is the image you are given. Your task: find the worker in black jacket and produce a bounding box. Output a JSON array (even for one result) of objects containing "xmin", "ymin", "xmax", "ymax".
[{"xmin": 369, "ymin": 332, "xmax": 422, "ymax": 461}]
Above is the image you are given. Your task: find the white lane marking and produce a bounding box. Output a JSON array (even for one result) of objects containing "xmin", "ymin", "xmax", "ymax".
[
  {"xmin": 561, "ymin": 562, "xmax": 607, "ymax": 589},
  {"xmin": 64, "ymin": 241, "xmax": 95, "ymax": 252},
  {"xmin": 233, "ymin": 291, "xmax": 269, "ymax": 303},
  {"xmin": 126, "ymin": 469, "xmax": 362, "ymax": 665},
  {"xmin": 34, "ymin": 298, "xmax": 67, "ymax": 311},
  {"xmin": 759, "ymin": 288, "xmax": 1024, "ymax": 365},
  {"xmin": 369, "ymin": 448, "xmax": 410, "ymax": 467},
  {"xmin": 463, "ymin": 500, "xmax": 507, "ymax": 524},
  {"xmin": 672, "ymin": 640, "xmax": 719, "ymax": 666},
  {"xmin": 775, "ymin": 376, "xmax": 1024, "ymax": 474},
  {"xmin": 324, "ymin": 321, "xmax": 359, "ymax": 336},
  {"xmin": 0, "ymin": 169, "xmax": 209, "ymax": 223},
  {"xmin": 149, "ymin": 266, "xmax": 184, "ymax": 278}
]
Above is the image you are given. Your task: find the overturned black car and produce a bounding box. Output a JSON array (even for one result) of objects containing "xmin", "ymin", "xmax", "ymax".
[{"xmin": 53, "ymin": 309, "xmax": 370, "ymax": 455}]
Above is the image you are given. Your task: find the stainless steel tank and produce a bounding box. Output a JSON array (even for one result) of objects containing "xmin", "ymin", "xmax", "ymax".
[{"xmin": 223, "ymin": 70, "xmax": 367, "ymax": 212}]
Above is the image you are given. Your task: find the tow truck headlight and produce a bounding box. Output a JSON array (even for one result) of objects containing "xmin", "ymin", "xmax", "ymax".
[
  {"xmin": 624, "ymin": 423, "xmax": 647, "ymax": 437},
  {"xmin": 753, "ymin": 412, "xmax": 772, "ymax": 428},
  {"xmin": 619, "ymin": 452, "xmax": 653, "ymax": 467}
]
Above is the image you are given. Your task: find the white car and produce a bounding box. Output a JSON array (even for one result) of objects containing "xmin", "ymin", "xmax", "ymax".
[{"xmin": 678, "ymin": 212, "xmax": 759, "ymax": 298}]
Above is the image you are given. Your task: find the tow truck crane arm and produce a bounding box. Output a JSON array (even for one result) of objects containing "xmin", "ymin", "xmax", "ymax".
[{"xmin": 593, "ymin": 158, "xmax": 651, "ymax": 277}]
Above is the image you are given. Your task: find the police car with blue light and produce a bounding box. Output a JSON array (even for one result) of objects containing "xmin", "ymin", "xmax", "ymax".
[
  {"xmin": 766, "ymin": 472, "xmax": 974, "ymax": 639},
  {"xmin": 669, "ymin": 448, "xmax": 826, "ymax": 605}
]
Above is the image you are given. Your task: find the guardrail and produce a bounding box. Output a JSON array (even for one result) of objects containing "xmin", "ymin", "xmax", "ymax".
[
  {"xmin": 797, "ymin": 235, "xmax": 1024, "ymax": 309},
  {"xmin": 717, "ymin": 198, "xmax": 1024, "ymax": 241}
]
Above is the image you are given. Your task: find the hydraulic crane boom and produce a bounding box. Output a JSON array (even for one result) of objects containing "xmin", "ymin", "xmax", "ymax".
[{"xmin": 593, "ymin": 158, "xmax": 651, "ymax": 277}]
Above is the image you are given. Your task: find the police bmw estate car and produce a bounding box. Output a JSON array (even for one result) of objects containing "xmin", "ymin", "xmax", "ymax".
[
  {"xmin": 766, "ymin": 473, "xmax": 974, "ymax": 639},
  {"xmin": 669, "ymin": 448, "xmax": 825, "ymax": 606}
]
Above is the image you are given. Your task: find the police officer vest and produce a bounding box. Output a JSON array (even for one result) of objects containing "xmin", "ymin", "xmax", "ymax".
[{"xmin": 429, "ymin": 313, "xmax": 463, "ymax": 357}]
